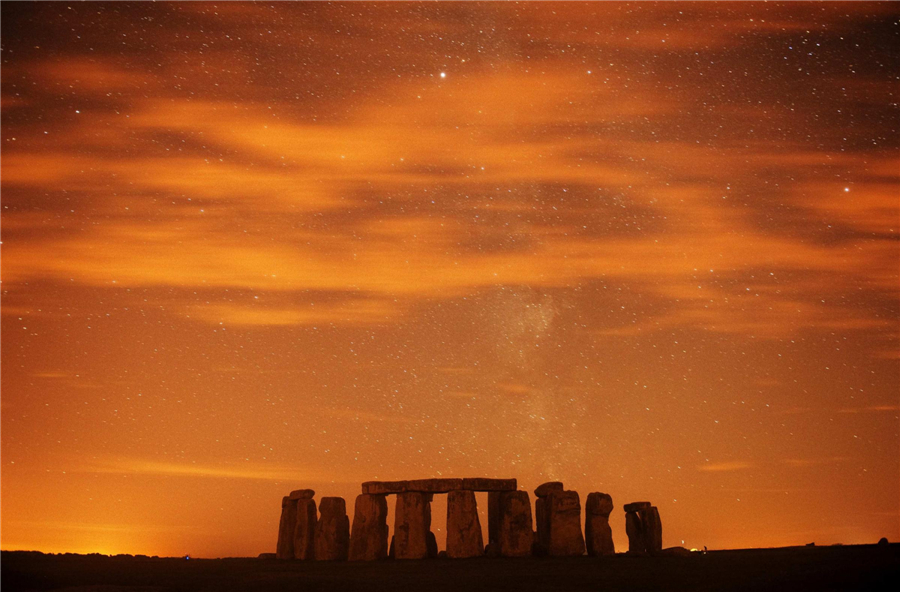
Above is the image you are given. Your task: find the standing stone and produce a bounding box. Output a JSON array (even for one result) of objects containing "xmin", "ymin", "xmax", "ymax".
[
  {"xmin": 276, "ymin": 496, "xmax": 297, "ymax": 560},
  {"xmin": 585, "ymin": 492, "xmax": 615, "ymax": 556},
  {"xmin": 394, "ymin": 492, "xmax": 431, "ymax": 559},
  {"xmin": 488, "ymin": 491, "xmax": 501, "ymax": 545},
  {"xmin": 349, "ymin": 494, "xmax": 389, "ymax": 561},
  {"xmin": 547, "ymin": 490, "xmax": 585, "ymax": 556},
  {"xmin": 446, "ymin": 490, "xmax": 484, "ymax": 558},
  {"xmin": 534, "ymin": 482, "xmax": 564, "ymax": 498},
  {"xmin": 314, "ymin": 497, "xmax": 350, "ymax": 561},
  {"xmin": 639, "ymin": 506, "xmax": 662, "ymax": 555},
  {"xmin": 293, "ymin": 498, "xmax": 317, "ymax": 560},
  {"xmin": 535, "ymin": 497, "xmax": 550, "ymax": 552},
  {"xmin": 498, "ymin": 491, "xmax": 534, "ymax": 557},
  {"xmin": 625, "ymin": 511, "xmax": 646, "ymax": 555},
  {"xmin": 534, "ymin": 482, "xmax": 564, "ymax": 554}
]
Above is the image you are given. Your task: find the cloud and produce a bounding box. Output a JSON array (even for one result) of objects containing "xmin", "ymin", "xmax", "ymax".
[
  {"xmin": 80, "ymin": 457, "xmax": 362, "ymax": 483},
  {"xmin": 697, "ymin": 461, "xmax": 755, "ymax": 472}
]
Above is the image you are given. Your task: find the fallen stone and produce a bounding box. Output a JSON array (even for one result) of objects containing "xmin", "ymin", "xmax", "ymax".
[
  {"xmin": 276, "ymin": 497, "xmax": 297, "ymax": 560},
  {"xmin": 349, "ymin": 494, "xmax": 389, "ymax": 561},
  {"xmin": 534, "ymin": 482, "xmax": 564, "ymax": 498},
  {"xmin": 314, "ymin": 497, "xmax": 350, "ymax": 561},
  {"xmin": 258, "ymin": 552, "xmax": 276, "ymax": 560},
  {"xmin": 548, "ymin": 490, "xmax": 585, "ymax": 556},
  {"xmin": 625, "ymin": 511, "xmax": 646, "ymax": 555},
  {"xmin": 446, "ymin": 490, "xmax": 484, "ymax": 558},
  {"xmin": 293, "ymin": 498, "xmax": 317, "ymax": 560},
  {"xmin": 639, "ymin": 506, "xmax": 662, "ymax": 555},
  {"xmin": 661, "ymin": 546, "xmax": 693, "ymax": 557},
  {"xmin": 498, "ymin": 491, "xmax": 534, "ymax": 557},
  {"xmin": 289, "ymin": 489, "xmax": 315, "ymax": 500},
  {"xmin": 393, "ymin": 492, "xmax": 431, "ymax": 559},
  {"xmin": 624, "ymin": 501, "xmax": 651, "ymax": 513},
  {"xmin": 585, "ymin": 492, "xmax": 615, "ymax": 557}
]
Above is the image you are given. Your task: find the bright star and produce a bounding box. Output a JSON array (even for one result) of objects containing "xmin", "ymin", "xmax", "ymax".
[{"xmin": 440, "ymin": 72, "xmax": 446, "ymax": 78}]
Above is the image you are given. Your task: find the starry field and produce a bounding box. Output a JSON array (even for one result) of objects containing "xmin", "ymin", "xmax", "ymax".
[{"xmin": 1, "ymin": 2, "xmax": 898, "ymax": 558}]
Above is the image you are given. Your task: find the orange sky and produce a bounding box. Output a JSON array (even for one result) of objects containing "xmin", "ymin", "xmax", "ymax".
[{"xmin": 2, "ymin": 2, "xmax": 898, "ymax": 557}]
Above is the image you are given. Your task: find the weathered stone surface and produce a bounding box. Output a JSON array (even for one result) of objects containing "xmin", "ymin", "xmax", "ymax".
[
  {"xmin": 548, "ymin": 490, "xmax": 585, "ymax": 556},
  {"xmin": 625, "ymin": 511, "xmax": 646, "ymax": 555},
  {"xmin": 461, "ymin": 478, "xmax": 517, "ymax": 491},
  {"xmin": 639, "ymin": 506, "xmax": 662, "ymax": 555},
  {"xmin": 624, "ymin": 501, "xmax": 651, "ymax": 513},
  {"xmin": 534, "ymin": 482, "xmax": 564, "ymax": 498},
  {"xmin": 586, "ymin": 492, "xmax": 614, "ymax": 518},
  {"xmin": 446, "ymin": 490, "xmax": 484, "ymax": 558},
  {"xmin": 276, "ymin": 497, "xmax": 297, "ymax": 560},
  {"xmin": 349, "ymin": 494, "xmax": 389, "ymax": 561},
  {"xmin": 289, "ymin": 489, "xmax": 315, "ymax": 500},
  {"xmin": 314, "ymin": 497, "xmax": 349, "ymax": 561},
  {"xmin": 585, "ymin": 492, "xmax": 615, "ymax": 557},
  {"xmin": 362, "ymin": 478, "xmax": 516, "ymax": 495},
  {"xmin": 362, "ymin": 480, "xmax": 410, "ymax": 495},
  {"xmin": 426, "ymin": 531, "xmax": 438, "ymax": 559},
  {"xmin": 393, "ymin": 492, "xmax": 431, "ymax": 559},
  {"xmin": 293, "ymin": 498, "xmax": 317, "ymax": 560},
  {"xmin": 409, "ymin": 478, "xmax": 464, "ymax": 493},
  {"xmin": 498, "ymin": 491, "xmax": 534, "ymax": 557},
  {"xmin": 535, "ymin": 497, "xmax": 550, "ymax": 552},
  {"xmin": 487, "ymin": 491, "xmax": 501, "ymax": 545}
]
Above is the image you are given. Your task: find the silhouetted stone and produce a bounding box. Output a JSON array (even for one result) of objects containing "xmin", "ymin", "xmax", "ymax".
[
  {"xmin": 624, "ymin": 501, "xmax": 651, "ymax": 513},
  {"xmin": 314, "ymin": 497, "xmax": 350, "ymax": 561},
  {"xmin": 585, "ymin": 492, "xmax": 615, "ymax": 557},
  {"xmin": 362, "ymin": 478, "xmax": 516, "ymax": 495},
  {"xmin": 289, "ymin": 489, "xmax": 315, "ymax": 500},
  {"xmin": 427, "ymin": 531, "xmax": 438, "ymax": 558},
  {"xmin": 661, "ymin": 546, "xmax": 693, "ymax": 557},
  {"xmin": 548, "ymin": 490, "xmax": 585, "ymax": 556},
  {"xmin": 640, "ymin": 506, "xmax": 662, "ymax": 555},
  {"xmin": 462, "ymin": 478, "xmax": 517, "ymax": 491},
  {"xmin": 498, "ymin": 491, "xmax": 534, "ymax": 557},
  {"xmin": 446, "ymin": 490, "xmax": 483, "ymax": 558},
  {"xmin": 349, "ymin": 494, "xmax": 389, "ymax": 561},
  {"xmin": 878, "ymin": 537, "xmax": 889, "ymax": 546},
  {"xmin": 393, "ymin": 492, "xmax": 431, "ymax": 559},
  {"xmin": 258, "ymin": 552, "xmax": 276, "ymax": 560},
  {"xmin": 535, "ymin": 497, "xmax": 550, "ymax": 552},
  {"xmin": 388, "ymin": 535, "xmax": 395, "ymax": 559},
  {"xmin": 488, "ymin": 491, "xmax": 501, "ymax": 545},
  {"xmin": 363, "ymin": 480, "xmax": 411, "ymax": 495},
  {"xmin": 293, "ymin": 498, "xmax": 317, "ymax": 560},
  {"xmin": 534, "ymin": 482, "xmax": 564, "ymax": 498},
  {"xmin": 276, "ymin": 496, "xmax": 297, "ymax": 560},
  {"xmin": 625, "ymin": 511, "xmax": 646, "ymax": 555}
]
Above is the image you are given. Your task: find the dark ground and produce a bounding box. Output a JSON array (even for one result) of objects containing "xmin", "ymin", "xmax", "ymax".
[{"xmin": 2, "ymin": 545, "xmax": 899, "ymax": 592}]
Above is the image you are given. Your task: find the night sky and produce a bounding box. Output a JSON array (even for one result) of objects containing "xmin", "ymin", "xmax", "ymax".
[{"xmin": 1, "ymin": 2, "xmax": 898, "ymax": 558}]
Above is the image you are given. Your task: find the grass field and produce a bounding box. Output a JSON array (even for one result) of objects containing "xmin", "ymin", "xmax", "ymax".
[{"xmin": 3, "ymin": 544, "xmax": 898, "ymax": 591}]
